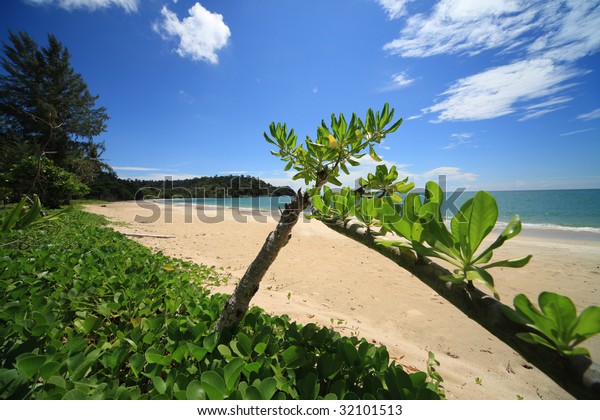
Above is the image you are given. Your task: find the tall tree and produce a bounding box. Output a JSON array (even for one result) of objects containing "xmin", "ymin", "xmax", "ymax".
[{"xmin": 0, "ymin": 31, "xmax": 109, "ymax": 180}]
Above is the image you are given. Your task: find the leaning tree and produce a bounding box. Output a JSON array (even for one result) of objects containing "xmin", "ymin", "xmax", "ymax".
[{"xmin": 214, "ymin": 104, "xmax": 600, "ymax": 399}]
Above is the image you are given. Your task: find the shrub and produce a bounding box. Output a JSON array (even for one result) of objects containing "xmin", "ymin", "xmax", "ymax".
[{"xmin": 0, "ymin": 210, "xmax": 442, "ymax": 400}]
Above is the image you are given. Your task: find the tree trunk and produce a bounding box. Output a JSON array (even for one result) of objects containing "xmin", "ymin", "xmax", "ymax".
[
  {"xmin": 214, "ymin": 190, "xmax": 307, "ymax": 333},
  {"xmin": 322, "ymin": 219, "xmax": 600, "ymax": 399}
]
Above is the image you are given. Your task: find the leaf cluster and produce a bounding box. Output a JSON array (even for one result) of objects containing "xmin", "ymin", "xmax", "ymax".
[
  {"xmin": 311, "ymin": 165, "xmax": 413, "ymax": 233},
  {"xmin": 265, "ymin": 104, "xmax": 402, "ymax": 189},
  {"xmin": 503, "ymin": 292, "xmax": 600, "ymax": 357},
  {"xmin": 376, "ymin": 182, "xmax": 531, "ymax": 299},
  {"xmin": 0, "ymin": 210, "xmax": 443, "ymax": 400},
  {"xmin": 1, "ymin": 194, "xmax": 70, "ymax": 236}
]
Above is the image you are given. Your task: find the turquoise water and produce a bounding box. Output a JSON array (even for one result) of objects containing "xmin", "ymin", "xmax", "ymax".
[
  {"xmin": 171, "ymin": 196, "xmax": 292, "ymax": 211},
  {"xmin": 454, "ymin": 189, "xmax": 600, "ymax": 233},
  {"xmin": 169, "ymin": 189, "xmax": 600, "ymax": 233}
]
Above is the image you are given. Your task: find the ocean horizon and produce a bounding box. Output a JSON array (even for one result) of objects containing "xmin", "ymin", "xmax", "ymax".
[{"xmin": 167, "ymin": 188, "xmax": 600, "ymax": 234}]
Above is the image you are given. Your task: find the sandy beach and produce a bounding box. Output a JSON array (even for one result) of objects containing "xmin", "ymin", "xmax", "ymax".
[{"xmin": 85, "ymin": 201, "xmax": 600, "ymax": 400}]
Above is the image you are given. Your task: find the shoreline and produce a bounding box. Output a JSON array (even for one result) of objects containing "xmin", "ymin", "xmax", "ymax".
[
  {"xmin": 147, "ymin": 199, "xmax": 600, "ymax": 242},
  {"xmin": 85, "ymin": 201, "xmax": 600, "ymax": 400}
]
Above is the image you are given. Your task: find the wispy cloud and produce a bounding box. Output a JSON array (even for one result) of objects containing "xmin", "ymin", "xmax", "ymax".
[
  {"xmin": 423, "ymin": 59, "xmax": 582, "ymax": 122},
  {"xmin": 384, "ymin": 0, "xmax": 529, "ymax": 58},
  {"xmin": 577, "ymin": 108, "xmax": 600, "ymax": 121},
  {"xmin": 559, "ymin": 128, "xmax": 595, "ymax": 137},
  {"xmin": 422, "ymin": 166, "xmax": 478, "ymax": 183},
  {"xmin": 25, "ymin": 0, "xmax": 139, "ymax": 12},
  {"xmin": 443, "ymin": 133, "xmax": 477, "ymax": 150},
  {"xmin": 381, "ymin": 1, "xmax": 600, "ymax": 122},
  {"xmin": 178, "ymin": 89, "xmax": 195, "ymax": 105},
  {"xmin": 153, "ymin": 2, "xmax": 231, "ymax": 64},
  {"xmin": 376, "ymin": 0, "xmax": 412, "ymax": 19},
  {"xmin": 382, "ymin": 71, "xmax": 415, "ymax": 91}
]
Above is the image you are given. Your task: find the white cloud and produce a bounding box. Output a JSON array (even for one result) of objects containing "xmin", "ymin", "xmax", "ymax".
[
  {"xmin": 422, "ymin": 166, "xmax": 478, "ymax": 182},
  {"xmin": 391, "ymin": 71, "xmax": 414, "ymax": 88},
  {"xmin": 559, "ymin": 128, "xmax": 595, "ymax": 137},
  {"xmin": 450, "ymin": 132, "xmax": 473, "ymax": 139},
  {"xmin": 153, "ymin": 2, "xmax": 231, "ymax": 64},
  {"xmin": 25, "ymin": 0, "xmax": 138, "ymax": 12},
  {"xmin": 376, "ymin": 0, "xmax": 412, "ymax": 19},
  {"xmin": 379, "ymin": 71, "xmax": 415, "ymax": 91},
  {"xmin": 534, "ymin": 1, "xmax": 600, "ymax": 62},
  {"xmin": 443, "ymin": 133, "xmax": 476, "ymax": 150},
  {"xmin": 423, "ymin": 59, "xmax": 582, "ymax": 122},
  {"xmin": 383, "ymin": 0, "xmax": 532, "ymax": 58},
  {"xmin": 383, "ymin": 0, "xmax": 600, "ymax": 122},
  {"xmin": 577, "ymin": 108, "xmax": 600, "ymax": 121}
]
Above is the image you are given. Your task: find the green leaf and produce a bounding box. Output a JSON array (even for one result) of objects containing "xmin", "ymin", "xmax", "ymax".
[
  {"xmin": 281, "ymin": 346, "xmax": 307, "ymax": 369},
  {"xmin": 253, "ymin": 342, "xmax": 267, "ymax": 355},
  {"xmin": 1, "ymin": 197, "xmax": 26, "ymax": 233},
  {"xmin": 500, "ymin": 214, "xmax": 523, "ymax": 240},
  {"xmin": 318, "ymin": 354, "xmax": 342, "ymax": 380},
  {"xmin": 311, "ymin": 195, "xmax": 325, "ymax": 212},
  {"xmin": 74, "ymin": 315, "xmax": 101, "ymax": 335},
  {"xmin": 539, "ymin": 292, "xmax": 577, "ymax": 337},
  {"xmin": 223, "ymin": 357, "xmax": 245, "ymax": 391},
  {"xmin": 16, "ymin": 354, "xmax": 46, "ymax": 379},
  {"xmin": 369, "ymin": 145, "xmax": 382, "ymax": 162},
  {"xmin": 513, "ymin": 294, "xmax": 556, "ymax": 338},
  {"xmin": 47, "ymin": 375, "xmax": 66, "ymax": 389},
  {"xmin": 39, "ymin": 361, "xmax": 61, "ymax": 380},
  {"xmin": 153, "ymin": 376, "xmax": 167, "ymax": 394},
  {"xmin": 461, "ymin": 191, "xmax": 498, "ymax": 260},
  {"xmin": 466, "ymin": 267, "xmax": 499, "ymax": 299},
  {"xmin": 244, "ymin": 385, "xmax": 262, "ymax": 400},
  {"xmin": 425, "ymin": 181, "xmax": 443, "ymax": 205},
  {"xmin": 203, "ymin": 331, "xmax": 220, "ymax": 352},
  {"xmin": 327, "ymin": 174, "xmax": 342, "ymax": 186},
  {"xmin": 129, "ymin": 353, "xmax": 145, "ymax": 376},
  {"xmin": 144, "ymin": 347, "xmax": 163, "ymax": 364},
  {"xmin": 186, "ymin": 380, "xmax": 206, "ymax": 400},
  {"xmin": 516, "ymin": 332, "xmax": 556, "ymax": 350},
  {"xmin": 474, "ymin": 215, "xmax": 522, "ymax": 263},
  {"xmin": 482, "ymin": 255, "xmax": 532, "ymax": 270},
  {"xmin": 201, "ymin": 371, "xmax": 227, "ymax": 400},
  {"xmin": 63, "ymin": 389, "xmax": 87, "ymax": 400},
  {"xmin": 256, "ymin": 377, "xmax": 278, "ymax": 400},
  {"xmin": 572, "ymin": 306, "xmax": 600, "ymax": 338}
]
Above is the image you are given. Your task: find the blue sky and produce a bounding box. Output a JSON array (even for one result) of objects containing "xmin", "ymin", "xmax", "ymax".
[{"xmin": 2, "ymin": 0, "xmax": 599, "ymax": 191}]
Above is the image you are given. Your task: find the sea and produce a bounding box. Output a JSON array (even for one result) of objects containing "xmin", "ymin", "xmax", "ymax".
[{"xmin": 170, "ymin": 189, "xmax": 600, "ymax": 235}]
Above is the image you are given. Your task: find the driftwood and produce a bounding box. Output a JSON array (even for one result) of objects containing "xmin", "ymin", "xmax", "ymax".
[
  {"xmin": 122, "ymin": 233, "xmax": 176, "ymax": 239},
  {"xmin": 322, "ymin": 219, "xmax": 600, "ymax": 400}
]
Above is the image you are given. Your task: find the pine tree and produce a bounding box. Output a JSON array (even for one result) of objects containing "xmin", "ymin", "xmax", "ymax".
[{"xmin": 0, "ymin": 31, "xmax": 110, "ymax": 204}]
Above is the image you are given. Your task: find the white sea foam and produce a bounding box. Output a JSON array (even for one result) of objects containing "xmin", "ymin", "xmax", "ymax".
[{"xmin": 496, "ymin": 222, "xmax": 600, "ymax": 234}]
